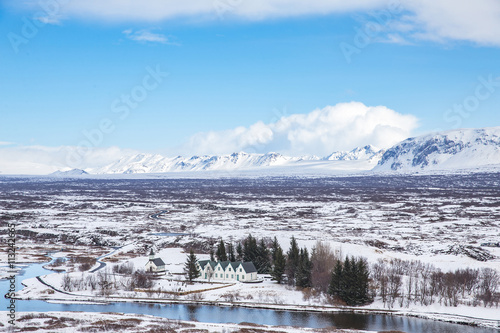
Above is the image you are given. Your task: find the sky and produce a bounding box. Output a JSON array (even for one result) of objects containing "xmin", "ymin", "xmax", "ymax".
[{"xmin": 1, "ymin": 0, "xmax": 500, "ymax": 172}]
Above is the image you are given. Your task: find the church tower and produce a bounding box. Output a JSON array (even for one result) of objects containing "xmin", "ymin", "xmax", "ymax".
[{"xmin": 149, "ymin": 248, "xmax": 155, "ymax": 261}]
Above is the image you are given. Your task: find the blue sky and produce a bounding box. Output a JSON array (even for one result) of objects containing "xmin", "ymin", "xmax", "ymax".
[{"xmin": 1, "ymin": 0, "xmax": 500, "ymax": 160}]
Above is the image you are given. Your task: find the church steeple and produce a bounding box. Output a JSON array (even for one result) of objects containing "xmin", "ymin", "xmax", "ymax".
[{"xmin": 149, "ymin": 248, "xmax": 155, "ymax": 261}]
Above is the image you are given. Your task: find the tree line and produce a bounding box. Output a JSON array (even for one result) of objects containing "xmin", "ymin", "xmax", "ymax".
[
  {"xmin": 204, "ymin": 235, "xmax": 500, "ymax": 308},
  {"xmin": 207, "ymin": 235, "xmax": 370, "ymax": 306}
]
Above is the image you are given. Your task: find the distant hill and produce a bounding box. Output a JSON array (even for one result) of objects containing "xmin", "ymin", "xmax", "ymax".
[
  {"xmin": 50, "ymin": 169, "xmax": 89, "ymax": 177},
  {"xmin": 374, "ymin": 127, "xmax": 500, "ymax": 172}
]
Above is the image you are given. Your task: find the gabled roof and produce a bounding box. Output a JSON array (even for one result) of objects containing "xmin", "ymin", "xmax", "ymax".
[
  {"xmin": 150, "ymin": 258, "xmax": 165, "ymax": 267},
  {"xmin": 240, "ymin": 262, "xmax": 257, "ymax": 273},
  {"xmin": 199, "ymin": 260, "xmax": 257, "ymax": 274},
  {"xmin": 198, "ymin": 260, "xmax": 217, "ymax": 270},
  {"xmin": 216, "ymin": 261, "xmax": 232, "ymax": 270}
]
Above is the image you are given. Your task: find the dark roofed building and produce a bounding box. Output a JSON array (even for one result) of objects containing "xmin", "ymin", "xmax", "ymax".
[
  {"xmin": 145, "ymin": 248, "xmax": 166, "ymax": 273},
  {"xmin": 198, "ymin": 259, "xmax": 258, "ymax": 282}
]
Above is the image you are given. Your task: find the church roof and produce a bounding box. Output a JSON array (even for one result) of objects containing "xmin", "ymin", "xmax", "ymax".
[{"xmin": 150, "ymin": 258, "xmax": 165, "ymax": 267}]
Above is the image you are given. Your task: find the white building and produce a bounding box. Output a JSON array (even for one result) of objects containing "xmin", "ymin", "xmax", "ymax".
[
  {"xmin": 145, "ymin": 249, "xmax": 166, "ymax": 273},
  {"xmin": 197, "ymin": 260, "xmax": 258, "ymax": 282}
]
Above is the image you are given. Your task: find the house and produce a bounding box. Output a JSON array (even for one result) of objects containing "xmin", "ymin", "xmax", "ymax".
[
  {"xmin": 145, "ymin": 249, "xmax": 166, "ymax": 273},
  {"xmin": 197, "ymin": 260, "xmax": 258, "ymax": 282},
  {"xmin": 197, "ymin": 260, "xmax": 217, "ymax": 280}
]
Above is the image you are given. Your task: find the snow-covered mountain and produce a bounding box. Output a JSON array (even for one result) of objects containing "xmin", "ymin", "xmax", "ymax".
[
  {"xmin": 89, "ymin": 147, "xmax": 383, "ymax": 175},
  {"xmin": 323, "ymin": 145, "xmax": 384, "ymax": 161},
  {"xmin": 50, "ymin": 169, "xmax": 89, "ymax": 177},
  {"xmin": 46, "ymin": 128, "xmax": 500, "ymax": 175},
  {"xmin": 375, "ymin": 127, "xmax": 500, "ymax": 172},
  {"xmin": 91, "ymin": 152, "xmax": 293, "ymax": 174}
]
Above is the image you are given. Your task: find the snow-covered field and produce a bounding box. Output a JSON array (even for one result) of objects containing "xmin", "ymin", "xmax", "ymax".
[{"xmin": 1, "ymin": 174, "xmax": 499, "ymax": 331}]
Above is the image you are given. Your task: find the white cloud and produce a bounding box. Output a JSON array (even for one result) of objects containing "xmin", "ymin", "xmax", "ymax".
[
  {"xmin": 123, "ymin": 29, "xmax": 170, "ymax": 44},
  {"xmin": 185, "ymin": 102, "xmax": 419, "ymax": 156},
  {"xmin": 34, "ymin": 15, "xmax": 63, "ymax": 25},
  {"xmin": 403, "ymin": 0, "xmax": 500, "ymax": 46},
  {"xmin": 0, "ymin": 145, "xmax": 136, "ymax": 175},
  {"xmin": 9, "ymin": 0, "xmax": 500, "ymax": 46}
]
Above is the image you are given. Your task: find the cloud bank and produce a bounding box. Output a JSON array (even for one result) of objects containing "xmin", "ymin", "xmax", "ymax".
[
  {"xmin": 185, "ymin": 102, "xmax": 419, "ymax": 156},
  {"xmin": 0, "ymin": 103, "xmax": 418, "ymax": 174},
  {"xmin": 0, "ymin": 145, "xmax": 136, "ymax": 175},
  {"xmin": 10, "ymin": 0, "xmax": 500, "ymax": 46}
]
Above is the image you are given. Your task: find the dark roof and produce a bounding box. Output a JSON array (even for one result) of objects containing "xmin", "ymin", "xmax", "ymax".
[
  {"xmin": 218, "ymin": 261, "xmax": 231, "ymax": 270},
  {"xmin": 198, "ymin": 260, "xmax": 217, "ymax": 269},
  {"xmin": 241, "ymin": 262, "xmax": 257, "ymax": 273},
  {"xmin": 151, "ymin": 258, "xmax": 165, "ymax": 267},
  {"xmin": 199, "ymin": 260, "xmax": 257, "ymax": 274}
]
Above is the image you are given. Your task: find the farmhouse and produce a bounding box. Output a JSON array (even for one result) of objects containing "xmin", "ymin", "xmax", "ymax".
[
  {"xmin": 145, "ymin": 249, "xmax": 166, "ymax": 273},
  {"xmin": 197, "ymin": 260, "xmax": 258, "ymax": 282}
]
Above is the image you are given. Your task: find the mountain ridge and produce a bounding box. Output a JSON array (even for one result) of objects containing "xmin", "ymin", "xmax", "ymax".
[
  {"xmin": 49, "ymin": 127, "xmax": 500, "ymax": 175},
  {"xmin": 88, "ymin": 146, "xmax": 383, "ymax": 174},
  {"xmin": 374, "ymin": 127, "xmax": 500, "ymax": 172}
]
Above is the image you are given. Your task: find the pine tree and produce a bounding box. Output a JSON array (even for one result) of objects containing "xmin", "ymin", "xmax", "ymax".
[
  {"xmin": 286, "ymin": 236, "xmax": 300, "ymax": 285},
  {"xmin": 243, "ymin": 234, "xmax": 258, "ymax": 262},
  {"xmin": 271, "ymin": 236, "xmax": 280, "ymax": 262},
  {"xmin": 271, "ymin": 246, "xmax": 286, "ymax": 284},
  {"xmin": 341, "ymin": 256, "xmax": 354, "ymax": 305},
  {"xmin": 216, "ymin": 239, "xmax": 227, "ymax": 262},
  {"xmin": 184, "ymin": 249, "xmax": 200, "ymax": 283},
  {"xmin": 296, "ymin": 247, "xmax": 312, "ymax": 288},
  {"xmin": 328, "ymin": 259, "xmax": 343, "ymax": 297},
  {"xmin": 236, "ymin": 243, "xmax": 243, "ymax": 261},
  {"xmin": 256, "ymin": 239, "xmax": 271, "ymax": 273},
  {"xmin": 352, "ymin": 257, "xmax": 370, "ymax": 305},
  {"xmin": 328, "ymin": 256, "xmax": 372, "ymax": 306},
  {"xmin": 227, "ymin": 242, "xmax": 236, "ymax": 262}
]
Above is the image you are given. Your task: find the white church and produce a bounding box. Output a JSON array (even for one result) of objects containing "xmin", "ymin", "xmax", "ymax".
[{"xmin": 145, "ymin": 249, "xmax": 166, "ymax": 273}]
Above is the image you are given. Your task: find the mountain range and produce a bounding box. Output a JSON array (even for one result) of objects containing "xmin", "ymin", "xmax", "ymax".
[
  {"xmin": 87, "ymin": 145, "xmax": 382, "ymax": 174},
  {"xmin": 55, "ymin": 127, "xmax": 500, "ymax": 175}
]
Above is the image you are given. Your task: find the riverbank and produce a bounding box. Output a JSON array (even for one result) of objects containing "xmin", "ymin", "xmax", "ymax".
[
  {"xmin": 10, "ymin": 245, "xmax": 500, "ymax": 331},
  {"xmin": 1, "ymin": 311, "xmax": 364, "ymax": 333},
  {"xmin": 14, "ymin": 277, "xmax": 500, "ymax": 331}
]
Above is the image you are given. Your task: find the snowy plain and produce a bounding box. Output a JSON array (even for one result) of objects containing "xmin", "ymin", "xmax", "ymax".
[{"xmin": 1, "ymin": 172, "xmax": 500, "ymax": 331}]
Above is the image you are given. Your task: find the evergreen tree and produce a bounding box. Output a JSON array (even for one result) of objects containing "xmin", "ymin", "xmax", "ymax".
[
  {"xmin": 271, "ymin": 246, "xmax": 286, "ymax": 284},
  {"xmin": 328, "ymin": 260, "xmax": 343, "ymax": 297},
  {"xmin": 227, "ymin": 242, "xmax": 236, "ymax": 262},
  {"xmin": 285, "ymin": 236, "xmax": 300, "ymax": 285},
  {"xmin": 209, "ymin": 249, "xmax": 215, "ymax": 262},
  {"xmin": 271, "ymin": 236, "xmax": 280, "ymax": 262},
  {"xmin": 352, "ymin": 257, "xmax": 370, "ymax": 305},
  {"xmin": 216, "ymin": 239, "xmax": 227, "ymax": 262},
  {"xmin": 256, "ymin": 239, "xmax": 271, "ymax": 273},
  {"xmin": 340, "ymin": 256, "xmax": 354, "ymax": 304},
  {"xmin": 329, "ymin": 256, "xmax": 371, "ymax": 306},
  {"xmin": 243, "ymin": 234, "xmax": 258, "ymax": 262},
  {"xmin": 236, "ymin": 243, "xmax": 243, "ymax": 261},
  {"xmin": 184, "ymin": 249, "xmax": 200, "ymax": 283},
  {"xmin": 296, "ymin": 247, "xmax": 313, "ymax": 288}
]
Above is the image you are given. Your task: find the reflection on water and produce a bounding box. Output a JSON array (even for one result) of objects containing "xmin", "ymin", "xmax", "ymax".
[{"xmin": 12, "ymin": 300, "xmax": 500, "ymax": 333}]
